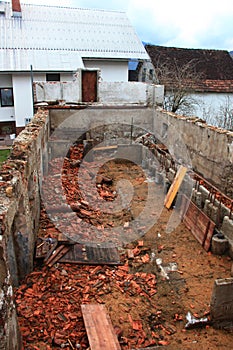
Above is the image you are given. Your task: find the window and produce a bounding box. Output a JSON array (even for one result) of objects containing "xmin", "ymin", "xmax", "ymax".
[
  {"xmin": 46, "ymin": 73, "xmax": 60, "ymax": 82},
  {"xmin": 149, "ymin": 69, "xmax": 154, "ymax": 81},
  {"xmin": 142, "ymin": 68, "xmax": 147, "ymax": 82},
  {"xmin": 0, "ymin": 88, "xmax": 14, "ymax": 107},
  {"xmin": 25, "ymin": 118, "xmax": 32, "ymax": 125}
]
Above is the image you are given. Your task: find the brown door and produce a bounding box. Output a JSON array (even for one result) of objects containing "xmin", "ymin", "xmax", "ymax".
[{"xmin": 82, "ymin": 70, "xmax": 97, "ymax": 103}]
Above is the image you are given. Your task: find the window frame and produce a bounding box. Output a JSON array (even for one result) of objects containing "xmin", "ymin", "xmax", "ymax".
[
  {"xmin": 0, "ymin": 87, "xmax": 14, "ymax": 107},
  {"xmin": 46, "ymin": 73, "xmax": 61, "ymax": 82}
]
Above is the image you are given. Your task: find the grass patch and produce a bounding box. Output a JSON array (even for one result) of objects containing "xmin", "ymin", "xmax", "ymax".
[{"xmin": 0, "ymin": 149, "xmax": 11, "ymax": 165}]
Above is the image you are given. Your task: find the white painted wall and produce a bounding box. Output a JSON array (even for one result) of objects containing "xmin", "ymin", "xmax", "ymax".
[
  {"xmin": 191, "ymin": 92, "xmax": 233, "ymax": 126},
  {"xmin": 83, "ymin": 60, "xmax": 128, "ymax": 82},
  {"xmin": 99, "ymin": 82, "xmax": 164, "ymax": 105},
  {"xmin": 0, "ymin": 74, "xmax": 15, "ymax": 122},
  {"xmin": 33, "ymin": 72, "xmax": 74, "ymax": 82},
  {"xmin": 35, "ymin": 81, "xmax": 81, "ymax": 103},
  {"xmin": 12, "ymin": 74, "xmax": 34, "ymax": 127},
  {"xmin": 33, "ymin": 73, "xmax": 46, "ymax": 81},
  {"xmin": 34, "ymin": 80, "xmax": 164, "ymax": 106}
]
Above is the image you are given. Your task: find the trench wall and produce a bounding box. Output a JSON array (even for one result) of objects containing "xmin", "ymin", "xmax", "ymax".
[
  {"xmin": 0, "ymin": 110, "xmax": 49, "ymax": 349},
  {"xmin": 153, "ymin": 110, "xmax": 233, "ymax": 198},
  {"xmin": 49, "ymin": 106, "xmax": 233, "ymax": 198}
]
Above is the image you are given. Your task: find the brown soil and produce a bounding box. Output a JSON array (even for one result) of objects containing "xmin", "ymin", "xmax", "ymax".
[{"xmin": 15, "ymin": 152, "xmax": 233, "ymax": 350}]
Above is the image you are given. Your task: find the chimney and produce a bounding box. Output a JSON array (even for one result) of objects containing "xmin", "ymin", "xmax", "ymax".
[{"xmin": 12, "ymin": 0, "xmax": 22, "ymax": 17}]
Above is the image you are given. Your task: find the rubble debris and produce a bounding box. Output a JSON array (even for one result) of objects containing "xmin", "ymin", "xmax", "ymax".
[
  {"xmin": 41, "ymin": 143, "xmax": 145, "ymax": 245},
  {"xmin": 14, "ymin": 140, "xmax": 233, "ymax": 349},
  {"xmin": 36, "ymin": 236, "xmax": 121, "ymax": 266},
  {"xmin": 185, "ymin": 311, "xmax": 209, "ymax": 329},
  {"xmin": 15, "ymin": 261, "xmax": 159, "ymax": 349}
]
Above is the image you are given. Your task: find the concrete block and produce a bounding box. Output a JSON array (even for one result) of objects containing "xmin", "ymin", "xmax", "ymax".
[
  {"xmin": 210, "ymin": 278, "xmax": 233, "ymax": 329},
  {"xmin": 116, "ymin": 144, "xmax": 142, "ymax": 164},
  {"xmin": 199, "ymin": 185, "xmax": 210, "ymax": 205},
  {"xmin": 167, "ymin": 168, "xmax": 175, "ymax": 183},
  {"xmin": 192, "ymin": 190, "xmax": 202, "ymax": 209},
  {"xmin": 211, "ymin": 235, "xmax": 229, "ymax": 255},
  {"xmin": 208, "ymin": 203, "xmax": 219, "ymax": 224},
  {"xmin": 228, "ymin": 240, "xmax": 233, "ymax": 259},
  {"xmin": 149, "ymin": 164, "xmax": 156, "ymax": 177},
  {"xmin": 221, "ymin": 216, "xmax": 233, "ymax": 241},
  {"xmin": 203, "ymin": 199, "xmax": 211, "ymax": 217},
  {"xmin": 155, "ymin": 171, "xmax": 164, "ymax": 185},
  {"xmin": 163, "ymin": 178, "xmax": 171, "ymax": 194}
]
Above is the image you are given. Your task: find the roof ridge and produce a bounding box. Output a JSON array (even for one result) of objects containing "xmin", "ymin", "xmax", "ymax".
[{"xmin": 20, "ymin": 2, "xmax": 125, "ymax": 14}]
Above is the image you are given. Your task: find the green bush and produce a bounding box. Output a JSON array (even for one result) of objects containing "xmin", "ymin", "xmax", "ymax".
[{"xmin": 0, "ymin": 149, "xmax": 11, "ymax": 165}]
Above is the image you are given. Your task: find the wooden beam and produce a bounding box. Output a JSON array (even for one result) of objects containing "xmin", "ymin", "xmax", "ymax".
[
  {"xmin": 164, "ymin": 165, "xmax": 187, "ymax": 209},
  {"xmin": 81, "ymin": 304, "xmax": 121, "ymax": 350}
]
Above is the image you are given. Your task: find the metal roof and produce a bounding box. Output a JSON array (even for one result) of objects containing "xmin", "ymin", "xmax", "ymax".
[
  {"xmin": 0, "ymin": 2, "xmax": 149, "ymax": 71},
  {"xmin": 0, "ymin": 48, "xmax": 85, "ymax": 71}
]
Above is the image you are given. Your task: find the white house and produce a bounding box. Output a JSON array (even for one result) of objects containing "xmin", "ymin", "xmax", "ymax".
[
  {"xmin": 138, "ymin": 45, "xmax": 233, "ymax": 130},
  {"xmin": 0, "ymin": 0, "xmax": 149, "ymax": 135}
]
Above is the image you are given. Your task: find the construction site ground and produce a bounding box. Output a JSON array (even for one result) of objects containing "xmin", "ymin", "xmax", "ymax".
[{"xmin": 15, "ymin": 148, "xmax": 233, "ymax": 350}]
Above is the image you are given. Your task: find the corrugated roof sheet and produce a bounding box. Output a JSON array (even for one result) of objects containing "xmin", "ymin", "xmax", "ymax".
[
  {"xmin": 0, "ymin": 48, "xmax": 85, "ymax": 71},
  {"xmin": 0, "ymin": 2, "xmax": 148, "ymax": 71}
]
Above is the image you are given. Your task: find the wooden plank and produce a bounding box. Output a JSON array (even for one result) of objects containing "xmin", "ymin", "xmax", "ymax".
[
  {"xmin": 59, "ymin": 244, "xmax": 121, "ymax": 265},
  {"xmin": 181, "ymin": 195, "xmax": 215, "ymax": 251},
  {"xmin": 164, "ymin": 166, "xmax": 187, "ymax": 209},
  {"xmin": 203, "ymin": 221, "xmax": 216, "ymax": 251},
  {"xmin": 81, "ymin": 304, "xmax": 121, "ymax": 350},
  {"xmin": 93, "ymin": 145, "xmax": 118, "ymax": 152}
]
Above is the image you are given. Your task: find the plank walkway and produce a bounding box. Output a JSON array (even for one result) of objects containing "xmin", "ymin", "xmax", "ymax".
[{"xmin": 81, "ymin": 304, "xmax": 121, "ymax": 350}]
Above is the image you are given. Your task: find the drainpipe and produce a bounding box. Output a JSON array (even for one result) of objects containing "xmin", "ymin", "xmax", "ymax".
[{"xmin": 30, "ymin": 65, "xmax": 35, "ymax": 116}]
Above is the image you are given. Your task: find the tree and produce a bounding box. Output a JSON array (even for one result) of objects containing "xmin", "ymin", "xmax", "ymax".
[
  {"xmin": 216, "ymin": 96, "xmax": 233, "ymax": 130},
  {"xmin": 153, "ymin": 58, "xmax": 204, "ymax": 115}
]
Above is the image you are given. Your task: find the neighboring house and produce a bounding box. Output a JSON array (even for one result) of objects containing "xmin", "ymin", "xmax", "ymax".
[
  {"xmin": 0, "ymin": 0, "xmax": 148, "ymax": 135},
  {"xmin": 139, "ymin": 45, "xmax": 233, "ymax": 128}
]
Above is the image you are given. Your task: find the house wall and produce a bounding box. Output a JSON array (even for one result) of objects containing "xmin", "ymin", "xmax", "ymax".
[
  {"xmin": 33, "ymin": 73, "xmax": 74, "ymax": 82},
  {"xmin": 83, "ymin": 60, "xmax": 128, "ymax": 82},
  {"xmin": 0, "ymin": 74, "xmax": 15, "ymax": 122},
  {"xmin": 138, "ymin": 62, "xmax": 233, "ymax": 128},
  {"xmin": 137, "ymin": 61, "xmax": 155, "ymax": 83},
  {"xmin": 191, "ymin": 92, "xmax": 233, "ymax": 126},
  {"xmin": 12, "ymin": 74, "xmax": 34, "ymax": 128}
]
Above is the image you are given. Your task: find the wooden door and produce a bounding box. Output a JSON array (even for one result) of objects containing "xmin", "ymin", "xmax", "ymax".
[{"xmin": 82, "ymin": 70, "xmax": 97, "ymax": 102}]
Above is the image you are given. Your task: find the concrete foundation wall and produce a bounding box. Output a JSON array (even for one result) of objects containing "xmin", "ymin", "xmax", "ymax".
[
  {"xmin": 0, "ymin": 110, "xmax": 49, "ymax": 349},
  {"xmin": 48, "ymin": 106, "xmax": 233, "ymax": 197},
  {"xmin": 153, "ymin": 110, "xmax": 233, "ymax": 198},
  {"xmin": 34, "ymin": 80, "xmax": 164, "ymax": 107},
  {"xmin": 34, "ymin": 80, "xmax": 81, "ymax": 103},
  {"xmin": 99, "ymin": 82, "xmax": 164, "ymax": 106}
]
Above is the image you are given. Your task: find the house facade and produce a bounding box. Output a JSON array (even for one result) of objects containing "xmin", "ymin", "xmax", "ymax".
[
  {"xmin": 0, "ymin": 0, "xmax": 149, "ymax": 135},
  {"xmin": 138, "ymin": 45, "xmax": 233, "ymax": 129}
]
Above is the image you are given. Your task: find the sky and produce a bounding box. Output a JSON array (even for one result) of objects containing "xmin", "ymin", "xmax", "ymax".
[{"xmin": 20, "ymin": 0, "xmax": 233, "ymax": 51}]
